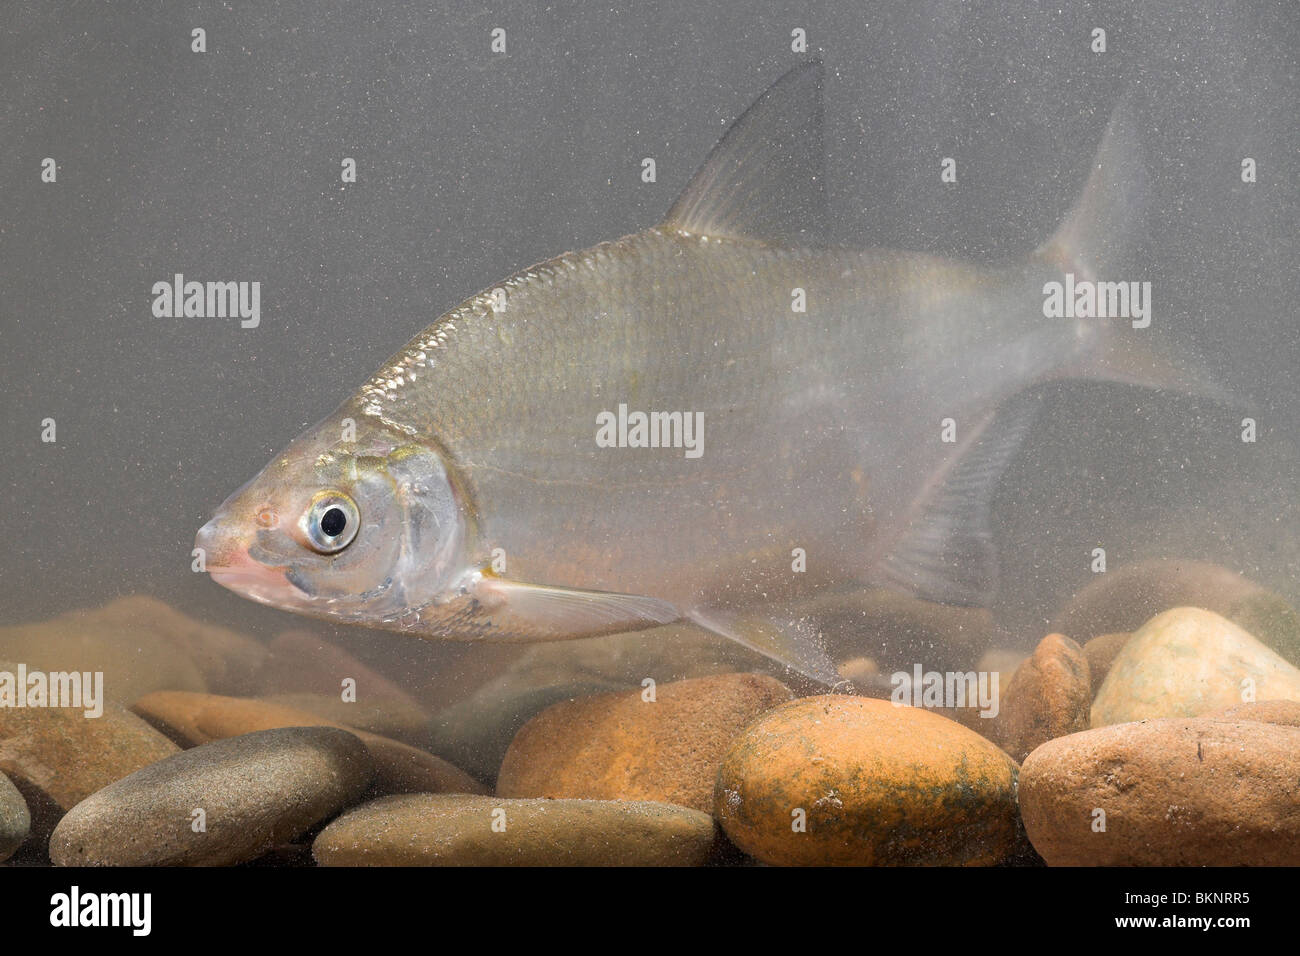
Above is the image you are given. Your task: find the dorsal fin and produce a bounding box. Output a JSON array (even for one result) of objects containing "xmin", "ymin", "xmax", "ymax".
[{"xmin": 662, "ymin": 60, "xmax": 829, "ymax": 246}]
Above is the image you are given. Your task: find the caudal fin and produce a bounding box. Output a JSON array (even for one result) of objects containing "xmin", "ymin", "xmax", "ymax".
[
  {"xmin": 1035, "ymin": 94, "xmax": 1147, "ymax": 281},
  {"xmin": 1037, "ymin": 95, "xmax": 1248, "ymax": 408}
]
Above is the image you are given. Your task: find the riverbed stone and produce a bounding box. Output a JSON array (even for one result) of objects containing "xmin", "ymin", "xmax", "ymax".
[
  {"xmin": 0, "ymin": 675, "xmax": 179, "ymax": 839},
  {"xmin": 1019, "ymin": 717, "xmax": 1300, "ymax": 865},
  {"xmin": 496, "ymin": 673, "xmax": 792, "ymax": 812},
  {"xmin": 994, "ymin": 633, "xmax": 1091, "ymax": 762},
  {"xmin": 714, "ymin": 695, "xmax": 1022, "ymax": 866},
  {"xmin": 49, "ymin": 726, "xmax": 372, "ymax": 866},
  {"xmin": 1091, "ymin": 607, "xmax": 1300, "ymax": 725},
  {"xmin": 313, "ymin": 793, "xmax": 718, "ymax": 866},
  {"xmin": 131, "ymin": 691, "xmax": 483, "ymax": 795},
  {"xmin": 1081, "ymin": 632, "xmax": 1131, "ymax": 695},
  {"xmin": 0, "ymin": 773, "xmax": 30, "ymax": 862},
  {"xmin": 1050, "ymin": 559, "xmax": 1264, "ymax": 640}
]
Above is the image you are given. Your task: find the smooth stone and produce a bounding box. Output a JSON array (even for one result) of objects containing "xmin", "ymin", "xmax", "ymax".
[
  {"xmin": 0, "ymin": 773, "xmax": 30, "ymax": 862},
  {"xmin": 496, "ymin": 673, "xmax": 792, "ymax": 812},
  {"xmin": 260, "ymin": 692, "xmax": 428, "ymax": 744},
  {"xmin": 1205, "ymin": 699, "xmax": 1300, "ymax": 728},
  {"xmin": 259, "ymin": 630, "xmax": 430, "ymax": 739},
  {"xmin": 84, "ymin": 595, "xmax": 268, "ymax": 694},
  {"xmin": 1019, "ymin": 718, "xmax": 1300, "ymax": 865},
  {"xmin": 0, "ymin": 620, "xmax": 207, "ymax": 703},
  {"xmin": 714, "ymin": 695, "xmax": 1022, "ymax": 866},
  {"xmin": 1050, "ymin": 559, "xmax": 1263, "ymax": 640},
  {"xmin": 313, "ymin": 793, "xmax": 718, "ymax": 866},
  {"xmin": 1081, "ymin": 632, "xmax": 1131, "ymax": 695},
  {"xmin": 1092, "ymin": 607, "xmax": 1300, "ymax": 725},
  {"xmin": 131, "ymin": 691, "xmax": 484, "ymax": 795},
  {"xmin": 994, "ymin": 634, "xmax": 1091, "ymax": 763},
  {"xmin": 0, "ymin": 674, "xmax": 179, "ymax": 839},
  {"xmin": 49, "ymin": 727, "xmax": 372, "ymax": 866},
  {"xmin": 429, "ymin": 679, "xmax": 626, "ymax": 785}
]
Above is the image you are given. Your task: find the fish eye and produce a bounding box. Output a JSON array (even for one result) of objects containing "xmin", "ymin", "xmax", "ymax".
[{"xmin": 301, "ymin": 492, "xmax": 359, "ymax": 554}]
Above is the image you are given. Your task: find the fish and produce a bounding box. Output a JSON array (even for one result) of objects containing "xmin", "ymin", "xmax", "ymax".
[{"xmin": 195, "ymin": 61, "xmax": 1224, "ymax": 685}]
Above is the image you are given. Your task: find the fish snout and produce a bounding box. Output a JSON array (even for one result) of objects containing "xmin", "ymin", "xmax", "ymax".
[{"xmin": 195, "ymin": 515, "xmax": 296, "ymax": 601}]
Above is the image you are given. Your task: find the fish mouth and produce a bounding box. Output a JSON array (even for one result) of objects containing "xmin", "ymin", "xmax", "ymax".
[{"xmin": 196, "ymin": 518, "xmax": 310, "ymax": 604}]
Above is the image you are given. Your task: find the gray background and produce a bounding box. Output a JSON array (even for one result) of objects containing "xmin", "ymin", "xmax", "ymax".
[{"xmin": 3, "ymin": 1, "xmax": 1297, "ymax": 661}]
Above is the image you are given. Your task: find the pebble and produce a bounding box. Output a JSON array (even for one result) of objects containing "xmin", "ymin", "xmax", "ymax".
[
  {"xmin": 1206, "ymin": 699, "xmax": 1300, "ymax": 728},
  {"xmin": 49, "ymin": 727, "xmax": 372, "ymax": 866},
  {"xmin": 993, "ymin": 633, "xmax": 1091, "ymax": 763},
  {"xmin": 0, "ymin": 596, "xmax": 269, "ymax": 701},
  {"xmin": 496, "ymin": 673, "xmax": 792, "ymax": 812},
  {"xmin": 714, "ymin": 695, "xmax": 1022, "ymax": 866},
  {"xmin": 131, "ymin": 691, "xmax": 484, "ymax": 795},
  {"xmin": 1019, "ymin": 717, "xmax": 1300, "ymax": 865},
  {"xmin": 313, "ymin": 793, "xmax": 718, "ymax": 866},
  {"xmin": 1049, "ymin": 559, "xmax": 1263, "ymax": 640},
  {"xmin": 0, "ymin": 675, "xmax": 179, "ymax": 838},
  {"xmin": 0, "ymin": 772, "xmax": 30, "ymax": 862},
  {"xmin": 259, "ymin": 630, "xmax": 430, "ymax": 740},
  {"xmin": 1092, "ymin": 607, "xmax": 1300, "ymax": 725},
  {"xmin": 1080, "ymin": 632, "xmax": 1131, "ymax": 695}
]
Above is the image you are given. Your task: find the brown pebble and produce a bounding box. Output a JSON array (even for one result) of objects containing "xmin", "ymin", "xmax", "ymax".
[
  {"xmin": 994, "ymin": 633, "xmax": 1091, "ymax": 763},
  {"xmin": 496, "ymin": 673, "xmax": 792, "ymax": 812},
  {"xmin": 313, "ymin": 793, "xmax": 719, "ymax": 866},
  {"xmin": 1019, "ymin": 717, "xmax": 1300, "ymax": 865}
]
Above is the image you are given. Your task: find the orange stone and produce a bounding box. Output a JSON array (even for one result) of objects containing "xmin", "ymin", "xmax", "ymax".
[{"xmin": 714, "ymin": 695, "xmax": 1021, "ymax": 866}]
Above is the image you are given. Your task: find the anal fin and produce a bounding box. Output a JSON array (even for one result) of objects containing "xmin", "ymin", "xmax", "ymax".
[{"xmin": 879, "ymin": 392, "xmax": 1044, "ymax": 608}]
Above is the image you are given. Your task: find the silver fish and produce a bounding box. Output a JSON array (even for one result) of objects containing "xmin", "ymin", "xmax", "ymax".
[{"xmin": 195, "ymin": 62, "xmax": 1217, "ymax": 683}]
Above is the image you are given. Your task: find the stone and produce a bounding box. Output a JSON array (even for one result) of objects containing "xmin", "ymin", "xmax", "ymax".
[
  {"xmin": 85, "ymin": 595, "xmax": 268, "ymax": 694},
  {"xmin": 0, "ymin": 773, "xmax": 30, "ymax": 862},
  {"xmin": 496, "ymin": 673, "xmax": 792, "ymax": 812},
  {"xmin": 1205, "ymin": 699, "xmax": 1300, "ymax": 728},
  {"xmin": 0, "ymin": 676, "xmax": 179, "ymax": 839},
  {"xmin": 131, "ymin": 691, "xmax": 484, "ymax": 795},
  {"xmin": 1081, "ymin": 632, "xmax": 1131, "ymax": 695},
  {"xmin": 1019, "ymin": 717, "xmax": 1300, "ymax": 865},
  {"xmin": 1050, "ymin": 559, "xmax": 1263, "ymax": 641},
  {"xmin": 259, "ymin": 692, "xmax": 428, "ymax": 743},
  {"xmin": 0, "ymin": 621, "xmax": 206, "ymax": 703},
  {"xmin": 49, "ymin": 727, "xmax": 372, "ymax": 866},
  {"xmin": 1091, "ymin": 607, "xmax": 1300, "ymax": 725},
  {"xmin": 259, "ymin": 630, "xmax": 429, "ymax": 739},
  {"xmin": 994, "ymin": 634, "xmax": 1091, "ymax": 763},
  {"xmin": 313, "ymin": 793, "xmax": 718, "ymax": 866},
  {"xmin": 0, "ymin": 596, "xmax": 271, "ymax": 702},
  {"xmin": 429, "ymin": 679, "xmax": 626, "ymax": 785},
  {"xmin": 714, "ymin": 695, "xmax": 1022, "ymax": 866}
]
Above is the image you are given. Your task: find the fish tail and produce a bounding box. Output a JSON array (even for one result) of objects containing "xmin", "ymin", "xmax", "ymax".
[
  {"xmin": 1034, "ymin": 92, "xmax": 1146, "ymax": 281},
  {"xmin": 1036, "ymin": 94, "xmax": 1247, "ymax": 408}
]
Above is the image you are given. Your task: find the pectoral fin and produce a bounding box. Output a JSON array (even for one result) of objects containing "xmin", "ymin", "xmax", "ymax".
[
  {"xmin": 464, "ymin": 574, "xmax": 682, "ymax": 643},
  {"xmin": 689, "ymin": 606, "xmax": 843, "ymax": 688}
]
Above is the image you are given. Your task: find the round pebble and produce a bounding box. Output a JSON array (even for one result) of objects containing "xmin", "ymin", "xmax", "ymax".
[
  {"xmin": 1019, "ymin": 717, "xmax": 1300, "ymax": 865},
  {"xmin": 714, "ymin": 695, "xmax": 1022, "ymax": 866},
  {"xmin": 313, "ymin": 793, "xmax": 718, "ymax": 866},
  {"xmin": 49, "ymin": 726, "xmax": 372, "ymax": 866}
]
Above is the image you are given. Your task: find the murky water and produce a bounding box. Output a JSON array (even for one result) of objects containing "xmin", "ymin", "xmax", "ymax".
[{"xmin": 2, "ymin": 1, "xmax": 1298, "ymax": 870}]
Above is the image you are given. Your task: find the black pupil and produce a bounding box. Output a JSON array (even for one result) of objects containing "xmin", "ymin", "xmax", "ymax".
[{"xmin": 319, "ymin": 507, "xmax": 348, "ymax": 538}]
